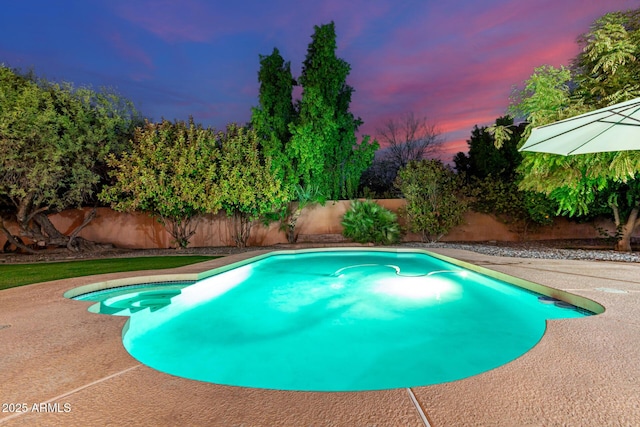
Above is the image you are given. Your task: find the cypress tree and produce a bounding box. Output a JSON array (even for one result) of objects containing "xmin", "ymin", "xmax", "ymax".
[{"xmin": 290, "ymin": 22, "xmax": 377, "ymax": 199}]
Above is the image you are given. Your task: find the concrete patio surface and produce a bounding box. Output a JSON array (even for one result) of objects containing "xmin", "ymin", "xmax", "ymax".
[{"xmin": 1, "ymin": 248, "xmax": 639, "ymax": 426}]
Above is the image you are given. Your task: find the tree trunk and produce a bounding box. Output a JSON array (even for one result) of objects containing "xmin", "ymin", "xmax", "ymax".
[
  {"xmin": 67, "ymin": 209, "xmax": 98, "ymax": 251},
  {"xmin": 615, "ymin": 234, "xmax": 632, "ymax": 252},
  {"xmin": 16, "ymin": 207, "xmax": 109, "ymax": 252},
  {"xmin": 0, "ymin": 220, "xmax": 37, "ymax": 254},
  {"xmin": 286, "ymin": 207, "xmax": 303, "ymax": 244},
  {"xmin": 615, "ymin": 206, "xmax": 640, "ymax": 252},
  {"xmin": 163, "ymin": 215, "xmax": 197, "ymax": 249},
  {"xmin": 32, "ymin": 212, "xmax": 72, "ymax": 246},
  {"xmin": 232, "ymin": 212, "xmax": 253, "ymax": 248}
]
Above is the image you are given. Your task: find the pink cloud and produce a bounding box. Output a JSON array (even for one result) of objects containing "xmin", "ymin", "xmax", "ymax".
[
  {"xmin": 349, "ymin": 0, "xmax": 636, "ymax": 162},
  {"xmin": 106, "ymin": 31, "xmax": 154, "ymax": 75},
  {"xmin": 113, "ymin": 0, "xmax": 220, "ymax": 43},
  {"xmin": 101, "ymin": 0, "xmax": 640, "ymax": 163}
]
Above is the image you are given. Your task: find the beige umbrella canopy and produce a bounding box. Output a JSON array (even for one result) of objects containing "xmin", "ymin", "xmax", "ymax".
[{"xmin": 519, "ymin": 97, "xmax": 640, "ymax": 155}]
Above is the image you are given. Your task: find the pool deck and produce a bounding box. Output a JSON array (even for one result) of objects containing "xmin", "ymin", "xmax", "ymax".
[{"xmin": 1, "ymin": 247, "xmax": 639, "ymax": 426}]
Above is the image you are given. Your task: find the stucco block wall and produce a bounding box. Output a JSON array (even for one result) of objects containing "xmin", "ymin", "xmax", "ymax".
[{"xmin": 0, "ymin": 200, "xmax": 622, "ymax": 250}]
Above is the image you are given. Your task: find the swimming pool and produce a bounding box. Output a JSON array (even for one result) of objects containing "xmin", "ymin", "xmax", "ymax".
[
  {"xmin": 68, "ymin": 248, "xmax": 603, "ymax": 391},
  {"xmin": 73, "ymin": 281, "xmax": 195, "ymax": 316}
]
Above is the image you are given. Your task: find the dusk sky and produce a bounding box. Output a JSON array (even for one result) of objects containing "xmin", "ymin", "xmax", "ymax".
[{"xmin": 1, "ymin": 0, "xmax": 638, "ymax": 161}]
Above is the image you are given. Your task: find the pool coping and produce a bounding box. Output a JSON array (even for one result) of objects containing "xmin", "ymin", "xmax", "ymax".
[{"xmin": 1, "ymin": 246, "xmax": 639, "ymax": 426}]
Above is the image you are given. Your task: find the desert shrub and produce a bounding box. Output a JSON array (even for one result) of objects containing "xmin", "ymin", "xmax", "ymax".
[
  {"xmin": 395, "ymin": 159, "xmax": 467, "ymax": 242},
  {"xmin": 341, "ymin": 199, "xmax": 401, "ymax": 245}
]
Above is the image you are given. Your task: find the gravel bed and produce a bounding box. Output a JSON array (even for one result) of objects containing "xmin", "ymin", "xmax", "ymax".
[
  {"xmin": 2, "ymin": 240, "xmax": 640, "ymax": 263},
  {"xmin": 403, "ymin": 242, "xmax": 640, "ymax": 263}
]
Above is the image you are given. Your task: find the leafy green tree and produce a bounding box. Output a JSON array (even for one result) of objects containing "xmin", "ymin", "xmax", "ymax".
[
  {"xmin": 218, "ymin": 124, "xmax": 289, "ymax": 247},
  {"xmin": 100, "ymin": 119, "xmax": 222, "ymax": 249},
  {"xmin": 251, "ymin": 26, "xmax": 374, "ymax": 239},
  {"xmin": 341, "ymin": 199, "xmax": 401, "ymax": 245},
  {"xmin": 0, "ymin": 66, "xmax": 139, "ymax": 252},
  {"xmin": 456, "ymin": 116, "xmax": 557, "ymax": 235},
  {"xmin": 504, "ymin": 65, "xmax": 581, "ymax": 134},
  {"xmin": 251, "ymin": 49, "xmax": 326, "ymax": 242},
  {"xmin": 573, "ymin": 9, "xmax": 640, "ymax": 105},
  {"xmin": 290, "ymin": 22, "xmax": 378, "ymax": 200},
  {"xmin": 492, "ymin": 9, "xmax": 640, "ymax": 251},
  {"xmin": 251, "ymin": 48, "xmax": 296, "ymax": 187},
  {"xmin": 518, "ymin": 148, "xmax": 640, "ymax": 251},
  {"xmin": 395, "ymin": 160, "xmax": 467, "ymax": 242}
]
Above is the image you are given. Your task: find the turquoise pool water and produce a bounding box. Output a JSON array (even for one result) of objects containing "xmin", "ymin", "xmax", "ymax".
[
  {"xmin": 73, "ymin": 281, "xmax": 194, "ymax": 316},
  {"xmin": 71, "ymin": 250, "xmax": 597, "ymax": 391}
]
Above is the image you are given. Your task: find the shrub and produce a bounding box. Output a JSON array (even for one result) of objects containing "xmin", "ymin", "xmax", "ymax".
[
  {"xmin": 341, "ymin": 199, "xmax": 401, "ymax": 245},
  {"xmin": 395, "ymin": 159, "xmax": 467, "ymax": 242},
  {"xmin": 100, "ymin": 119, "xmax": 223, "ymax": 249},
  {"xmin": 467, "ymin": 175, "xmax": 557, "ymax": 237}
]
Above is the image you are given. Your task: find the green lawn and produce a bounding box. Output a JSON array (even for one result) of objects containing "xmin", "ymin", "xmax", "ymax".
[{"xmin": 0, "ymin": 256, "xmax": 220, "ymax": 291}]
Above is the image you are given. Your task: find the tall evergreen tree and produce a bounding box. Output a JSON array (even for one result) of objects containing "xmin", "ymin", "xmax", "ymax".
[
  {"xmin": 289, "ymin": 22, "xmax": 377, "ymax": 199},
  {"xmin": 251, "ymin": 48, "xmax": 296, "ymax": 187}
]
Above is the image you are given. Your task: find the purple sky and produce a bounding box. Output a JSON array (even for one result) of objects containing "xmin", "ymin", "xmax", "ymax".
[{"xmin": 1, "ymin": 0, "xmax": 638, "ymax": 161}]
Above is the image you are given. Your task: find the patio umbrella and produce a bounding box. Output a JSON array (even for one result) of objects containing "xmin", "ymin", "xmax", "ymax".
[{"xmin": 519, "ymin": 97, "xmax": 640, "ymax": 155}]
